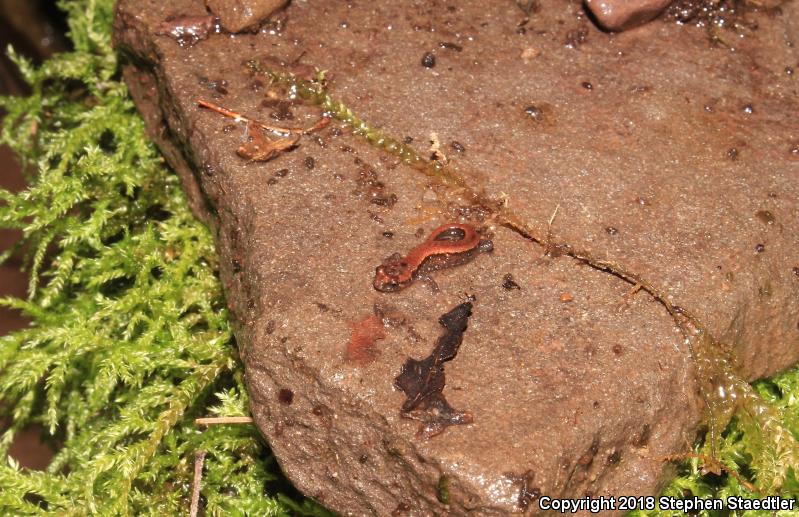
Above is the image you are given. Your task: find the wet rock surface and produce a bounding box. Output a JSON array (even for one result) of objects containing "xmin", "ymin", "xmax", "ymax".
[{"xmin": 114, "ymin": 0, "xmax": 799, "ymax": 515}]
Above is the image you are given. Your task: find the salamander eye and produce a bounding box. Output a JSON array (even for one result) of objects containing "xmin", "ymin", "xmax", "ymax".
[{"xmin": 385, "ymin": 266, "xmax": 400, "ymax": 276}]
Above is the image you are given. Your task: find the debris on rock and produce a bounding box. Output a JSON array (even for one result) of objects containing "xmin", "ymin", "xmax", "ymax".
[{"xmin": 394, "ymin": 302, "xmax": 474, "ymax": 439}]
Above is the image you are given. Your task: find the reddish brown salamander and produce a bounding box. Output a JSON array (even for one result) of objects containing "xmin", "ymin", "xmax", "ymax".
[{"xmin": 373, "ymin": 223, "xmax": 493, "ymax": 292}]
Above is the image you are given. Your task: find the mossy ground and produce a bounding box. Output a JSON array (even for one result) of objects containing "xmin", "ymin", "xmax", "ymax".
[{"xmin": 0, "ymin": 0, "xmax": 795, "ymax": 515}]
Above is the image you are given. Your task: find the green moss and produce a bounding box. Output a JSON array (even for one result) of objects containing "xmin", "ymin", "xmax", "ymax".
[
  {"xmin": 436, "ymin": 475, "xmax": 450, "ymax": 505},
  {"xmin": 0, "ymin": 1, "xmax": 332, "ymax": 514}
]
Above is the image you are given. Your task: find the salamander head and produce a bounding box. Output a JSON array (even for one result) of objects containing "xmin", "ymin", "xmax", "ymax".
[{"xmin": 373, "ymin": 261, "xmax": 412, "ymax": 292}]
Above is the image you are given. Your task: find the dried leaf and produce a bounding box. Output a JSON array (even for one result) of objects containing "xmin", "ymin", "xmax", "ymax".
[
  {"xmin": 237, "ymin": 122, "xmax": 300, "ymax": 162},
  {"xmin": 394, "ymin": 301, "xmax": 473, "ymax": 438}
]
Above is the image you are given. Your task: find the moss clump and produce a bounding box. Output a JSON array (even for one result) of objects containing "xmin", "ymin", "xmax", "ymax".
[{"xmin": 0, "ymin": 0, "xmax": 331, "ymax": 514}]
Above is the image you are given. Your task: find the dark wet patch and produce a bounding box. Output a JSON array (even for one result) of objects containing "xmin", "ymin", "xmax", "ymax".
[
  {"xmin": 278, "ymin": 388, "xmax": 294, "ymax": 405},
  {"xmin": 754, "ymin": 210, "xmax": 775, "ymax": 225},
  {"xmin": 155, "ymin": 14, "xmax": 216, "ymax": 47},
  {"xmin": 502, "ymin": 273, "xmax": 521, "ymax": 290}
]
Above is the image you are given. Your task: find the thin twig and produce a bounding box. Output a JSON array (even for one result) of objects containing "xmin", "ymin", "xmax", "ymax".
[
  {"xmin": 544, "ymin": 203, "xmax": 560, "ymax": 255},
  {"xmin": 189, "ymin": 451, "xmax": 206, "ymax": 517},
  {"xmin": 195, "ymin": 416, "xmax": 254, "ymax": 425},
  {"xmin": 196, "ymin": 99, "xmax": 330, "ymax": 135}
]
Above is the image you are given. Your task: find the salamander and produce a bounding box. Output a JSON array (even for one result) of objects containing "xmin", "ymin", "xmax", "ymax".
[{"xmin": 373, "ymin": 223, "xmax": 493, "ymax": 292}]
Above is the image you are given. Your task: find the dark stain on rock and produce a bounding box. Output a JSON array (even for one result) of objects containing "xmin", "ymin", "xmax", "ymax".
[
  {"xmin": 605, "ymin": 226, "xmax": 619, "ymax": 235},
  {"xmin": 633, "ymin": 423, "xmax": 651, "ymax": 447},
  {"xmin": 564, "ymin": 27, "xmax": 588, "ymax": 48},
  {"xmin": 266, "ymin": 320, "xmax": 276, "ymax": 334},
  {"xmin": 354, "ymin": 162, "xmax": 398, "ymax": 208},
  {"xmin": 198, "ymin": 76, "xmax": 228, "ymax": 97},
  {"xmin": 577, "ymin": 436, "xmax": 600, "ymax": 467},
  {"xmin": 606, "ymin": 449, "xmax": 621, "ymax": 465},
  {"xmin": 304, "ymin": 156, "xmax": 316, "ymax": 170},
  {"xmin": 155, "ymin": 14, "xmax": 216, "ymax": 47},
  {"xmin": 264, "ymin": 99, "xmax": 294, "ymax": 121},
  {"xmin": 727, "ymin": 147, "xmax": 739, "ymax": 161},
  {"xmin": 394, "ymin": 302, "xmax": 474, "ymax": 439},
  {"xmin": 391, "ymin": 502, "xmax": 411, "ymax": 515},
  {"xmin": 612, "ymin": 344, "xmax": 623, "ymax": 356},
  {"xmin": 439, "ymin": 41, "xmax": 463, "ymax": 52},
  {"xmin": 755, "ymin": 210, "xmax": 775, "ymax": 225},
  {"xmin": 755, "ymin": 243, "xmax": 765, "ymax": 253},
  {"xmin": 502, "ymin": 273, "xmax": 522, "ymax": 290},
  {"xmin": 278, "ymin": 388, "xmax": 294, "ymax": 405},
  {"xmin": 507, "ymin": 470, "xmax": 540, "ymax": 511},
  {"xmin": 249, "ymin": 78, "xmax": 264, "ymax": 91}
]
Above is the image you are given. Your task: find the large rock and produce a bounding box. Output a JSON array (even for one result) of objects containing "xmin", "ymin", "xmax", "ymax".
[{"xmin": 113, "ymin": 0, "xmax": 799, "ymax": 514}]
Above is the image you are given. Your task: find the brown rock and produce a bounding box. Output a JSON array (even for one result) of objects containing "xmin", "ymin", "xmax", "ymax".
[
  {"xmin": 205, "ymin": 0, "xmax": 288, "ymax": 32},
  {"xmin": 585, "ymin": 0, "xmax": 673, "ymax": 31},
  {"xmin": 114, "ymin": 0, "xmax": 799, "ymax": 515}
]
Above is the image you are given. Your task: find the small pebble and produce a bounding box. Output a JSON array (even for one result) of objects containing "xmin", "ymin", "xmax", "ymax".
[
  {"xmin": 421, "ymin": 52, "xmax": 436, "ymax": 68},
  {"xmin": 524, "ymin": 105, "xmax": 543, "ymax": 121}
]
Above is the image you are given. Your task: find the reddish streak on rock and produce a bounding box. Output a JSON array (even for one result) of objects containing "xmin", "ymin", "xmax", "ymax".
[{"xmin": 345, "ymin": 314, "xmax": 386, "ymax": 366}]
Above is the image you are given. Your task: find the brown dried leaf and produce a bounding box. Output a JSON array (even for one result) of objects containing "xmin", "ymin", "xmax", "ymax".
[
  {"xmin": 394, "ymin": 301, "xmax": 473, "ymax": 438},
  {"xmin": 237, "ymin": 122, "xmax": 300, "ymax": 162}
]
